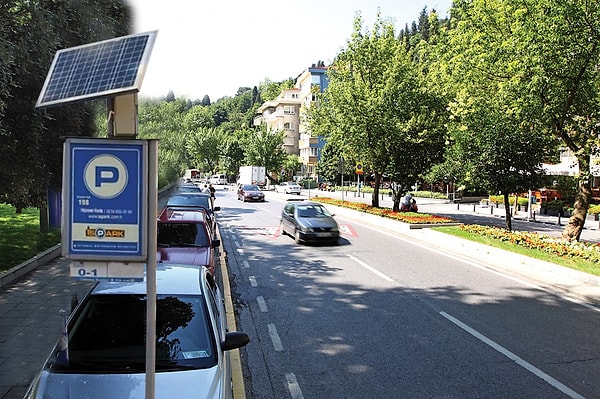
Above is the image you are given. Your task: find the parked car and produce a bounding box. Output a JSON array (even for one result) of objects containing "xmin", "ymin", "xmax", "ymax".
[
  {"xmin": 157, "ymin": 207, "xmax": 220, "ymax": 275},
  {"xmin": 280, "ymin": 200, "xmax": 339, "ymax": 245},
  {"xmin": 176, "ymin": 183, "xmax": 202, "ymax": 193},
  {"xmin": 24, "ymin": 264, "xmax": 250, "ymax": 399},
  {"xmin": 165, "ymin": 193, "xmax": 220, "ymax": 232},
  {"xmin": 237, "ymin": 184, "xmax": 265, "ymax": 202},
  {"xmin": 277, "ymin": 182, "xmax": 302, "ymax": 195}
]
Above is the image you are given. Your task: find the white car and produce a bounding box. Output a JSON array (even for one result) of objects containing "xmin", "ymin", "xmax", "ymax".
[
  {"xmin": 25, "ymin": 264, "xmax": 249, "ymax": 399},
  {"xmin": 278, "ymin": 181, "xmax": 302, "ymax": 195}
]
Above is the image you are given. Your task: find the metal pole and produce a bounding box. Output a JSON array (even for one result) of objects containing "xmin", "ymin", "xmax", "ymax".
[{"xmin": 145, "ymin": 139, "xmax": 158, "ymax": 399}]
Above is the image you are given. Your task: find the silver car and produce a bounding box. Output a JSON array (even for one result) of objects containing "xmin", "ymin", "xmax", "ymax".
[
  {"xmin": 24, "ymin": 264, "xmax": 249, "ymax": 399},
  {"xmin": 280, "ymin": 200, "xmax": 339, "ymax": 244}
]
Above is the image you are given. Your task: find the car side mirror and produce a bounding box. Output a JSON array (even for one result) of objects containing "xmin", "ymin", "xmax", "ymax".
[
  {"xmin": 211, "ymin": 239, "xmax": 221, "ymax": 248},
  {"xmin": 222, "ymin": 331, "xmax": 250, "ymax": 351},
  {"xmin": 213, "ymin": 206, "xmax": 221, "ymax": 211}
]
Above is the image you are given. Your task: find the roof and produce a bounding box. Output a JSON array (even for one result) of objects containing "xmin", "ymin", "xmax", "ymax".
[
  {"xmin": 157, "ymin": 207, "xmax": 209, "ymax": 223},
  {"xmin": 92, "ymin": 263, "xmax": 205, "ymax": 296}
]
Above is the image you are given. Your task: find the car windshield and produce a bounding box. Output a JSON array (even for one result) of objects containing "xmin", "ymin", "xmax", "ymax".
[
  {"xmin": 243, "ymin": 185, "xmax": 260, "ymax": 191},
  {"xmin": 49, "ymin": 294, "xmax": 217, "ymax": 372},
  {"xmin": 297, "ymin": 205, "xmax": 330, "ymax": 218},
  {"xmin": 157, "ymin": 223, "xmax": 209, "ymax": 247}
]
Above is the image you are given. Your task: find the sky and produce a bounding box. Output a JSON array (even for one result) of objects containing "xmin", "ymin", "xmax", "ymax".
[{"xmin": 127, "ymin": 0, "xmax": 453, "ymax": 101}]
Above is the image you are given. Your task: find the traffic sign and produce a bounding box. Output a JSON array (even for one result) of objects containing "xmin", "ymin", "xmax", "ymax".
[
  {"xmin": 355, "ymin": 162, "xmax": 363, "ymax": 174},
  {"xmin": 62, "ymin": 138, "xmax": 148, "ymax": 261}
]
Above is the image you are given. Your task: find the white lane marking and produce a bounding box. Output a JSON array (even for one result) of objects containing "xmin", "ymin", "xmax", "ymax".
[
  {"xmin": 440, "ymin": 311, "xmax": 585, "ymax": 399},
  {"xmin": 233, "ymin": 239, "xmax": 240, "ymax": 247},
  {"xmin": 257, "ymin": 296, "xmax": 268, "ymax": 312},
  {"xmin": 249, "ymin": 276, "xmax": 258, "ymax": 287},
  {"xmin": 242, "ymin": 260, "xmax": 250, "ymax": 269},
  {"xmin": 268, "ymin": 323, "xmax": 284, "ymax": 351},
  {"xmin": 347, "ymin": 254, "xmax": 394, "ymax": 282},
  {"xmin": 286, "ymin": 372, "xmax": 305, "ymax": 399},
  {"xmin": 236, "ymin": 248, "xmax": 245, "ymax": 255},
  {"xmin": 349, "ymin": 219, "xmax": 600, "ymax": 313}
]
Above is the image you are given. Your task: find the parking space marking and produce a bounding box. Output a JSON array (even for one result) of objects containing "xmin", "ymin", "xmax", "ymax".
[
  {"xmin": 249, "ymin": 276, "xmax": 258, "ymax": 287},
  {"xmin": 286, "ymin": 372, "xmax": 305, "ymax": 399},
  {"xmin": 242, "ymin": 260, "xmax": 250, "ymax": 269},
  {"xmin": 257, "ymin": 296, "xmax": 268, "ymax": 312},
  {"xmin": 268, "ymin": 323, "xmax": 284, "ymax": 351}
]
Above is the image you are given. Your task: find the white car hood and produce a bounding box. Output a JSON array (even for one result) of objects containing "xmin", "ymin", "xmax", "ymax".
[{"xmin": 31, "ymin": 366, "xmax": 223, "ymax": 399}]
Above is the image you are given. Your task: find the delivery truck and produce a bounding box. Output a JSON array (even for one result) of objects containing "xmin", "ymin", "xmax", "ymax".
[{"xmin": 238, "ymin": 166, "xmax": 266, "ymax": 188}]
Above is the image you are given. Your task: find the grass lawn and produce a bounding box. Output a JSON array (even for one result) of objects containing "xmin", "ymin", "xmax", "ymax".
[{"xmin": 0, "ymin": 203, "xmax": 61, "ymax": 273}]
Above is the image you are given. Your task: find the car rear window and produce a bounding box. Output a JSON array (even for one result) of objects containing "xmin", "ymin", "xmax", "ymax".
[{"xmin": 157, "ymin": 223, "xmax": 209, "ymax": 247}]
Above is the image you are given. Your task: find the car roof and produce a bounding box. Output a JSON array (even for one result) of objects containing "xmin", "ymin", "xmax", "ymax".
[
  {"xmin": 157, "ymin": 207, "xmax": 208, "ymax": 223},
  {"xmin": 288, "ymin": 200, "xmax": 320, "ymax": 206},
  {"xmin": 92, "ymin": 263, "xmax": 206, "ymax": 296}
]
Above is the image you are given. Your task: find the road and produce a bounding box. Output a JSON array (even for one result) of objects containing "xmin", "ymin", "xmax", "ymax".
[
  {"xmin": 1, "ymin": 185, "xmax": 599, "ymax": 398},
  {"xmin": 216, "ymin": 187, "xmax": 600, "ymax": 398}
]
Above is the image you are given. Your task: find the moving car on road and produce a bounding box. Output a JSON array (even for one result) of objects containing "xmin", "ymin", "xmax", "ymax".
[
  {"xmin": 24, "ymin": 264, "xmax": 250, "ymax": 399},
  {"xmin": 280, "ymin": 200, "xmax": 339, "ymax": 245},
  {"xmin": 277, "ymin": 182, "xmax": 302, "ymax": 195},
  {"xmin": 237, "ymin": 184, "xmax": 265, "ymax": 202}
]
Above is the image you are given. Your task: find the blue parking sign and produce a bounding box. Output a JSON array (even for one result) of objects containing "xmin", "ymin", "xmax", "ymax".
[{"xmin": 63, "ymin": 138, "xmax": 148, "ymax": 260}]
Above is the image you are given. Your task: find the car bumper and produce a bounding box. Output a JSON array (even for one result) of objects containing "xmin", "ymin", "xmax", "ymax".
[{"xmin": 298, "ymin": 230, "xmax": 339, "ymax": 242}]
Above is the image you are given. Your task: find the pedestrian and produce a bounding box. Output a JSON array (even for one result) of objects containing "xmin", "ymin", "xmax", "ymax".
[{"xmin": 208, "ymin": 184, "xmax": 216, "ymax": 199}]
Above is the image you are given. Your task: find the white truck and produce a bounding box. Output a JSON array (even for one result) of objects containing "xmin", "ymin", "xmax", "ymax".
[{"xmin": 238, "ymin": 166, "xmax": 266, "ymax": 188}]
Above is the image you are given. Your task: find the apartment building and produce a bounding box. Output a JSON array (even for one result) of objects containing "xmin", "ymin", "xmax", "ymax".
[
  {"xmin": 253, "ymin": 64, "xmax": 330, "ymax": 180},
  {"xmin": 253, "ymin": 88, "xmax": 302, "ymax": 155},
  {"xmin": 296, "ymin": 65, "xmax": 329, "ymax": 179}
]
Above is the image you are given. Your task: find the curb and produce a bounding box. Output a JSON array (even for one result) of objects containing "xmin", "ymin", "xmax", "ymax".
[
  {"xmin": 0, "ymin": 244, "xmax": 62, "ymax": 289},
  {"xmin": 217, "ymin": 224, "xmax": 246, "ymax": 399}
]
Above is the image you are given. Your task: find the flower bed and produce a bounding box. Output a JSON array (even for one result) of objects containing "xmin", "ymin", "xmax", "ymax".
[
  {"xmin": 459, "ymin": 225, "xmax": 600, "ymax": 264},
  {"xmin": 313, "ymin": 197, "xmax": 456, "ymax": 224}
]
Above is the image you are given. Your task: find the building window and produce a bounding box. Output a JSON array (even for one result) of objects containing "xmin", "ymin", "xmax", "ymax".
[
  {"xmin": 291, "ymin": 93, "xmax": 298, "ymax": 99},
  {"xmin": 284, "ymin": 106, "xmax": 295, "ymax": 115},
  {"xmin": 284, "ymin": 122, "xmax": 294, "ymax": 130}
]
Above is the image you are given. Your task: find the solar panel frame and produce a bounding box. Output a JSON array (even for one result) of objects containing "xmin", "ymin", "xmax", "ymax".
[{"xmin": 36, "ymin": 31, "xmax": 158, "ymax": 109}]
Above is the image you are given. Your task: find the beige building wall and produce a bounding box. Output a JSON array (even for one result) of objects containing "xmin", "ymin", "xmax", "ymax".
[{"xmin": 254, "ymin": 88, "xmax": 301, "ymax": 155}]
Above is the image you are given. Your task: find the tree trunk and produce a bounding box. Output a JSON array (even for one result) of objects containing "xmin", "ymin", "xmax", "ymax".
[
  {"xmin": 371, "ymin": 172, "xmax": 381, "ymax": 208},
  {"xmin": 390, "ymin": 182, "xmax": 402, "ymax": 212},
  {"xmin": 561, "ymin": 178, "xmax": 591, "ymax": 242},
  {"xmin": 503, "ymin": 191, "xmax": 513, "ymax": 231},
  {"xmin": 39, "ymin": 204, "xmax": 49, "ymax": 233}
]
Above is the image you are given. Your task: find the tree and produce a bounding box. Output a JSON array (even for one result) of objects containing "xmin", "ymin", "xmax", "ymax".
[
  {"xmin": 310, "ymin": 13, "xmax": 445, "ymax": 208},
  {"xmin": 0, "ymin": 0, "xmax": 130, "ymax": 223},
  {"xmin": 242, "ymin": 125, "xmax": 286, "ymax": 184},
  {"xmin": 448, "ymin": 0, "xmax": 600, "ymax": 240},
  {"xmin": 447, "ymin": 94, "xmax": 550, "ymax": 231},
  {"xmin": 281, "ymin": 154, "xmax": 302, "ymax": 183},
  {"xmin": 185, "ymin": 127, "xmax": 225, "ymax": 174}
]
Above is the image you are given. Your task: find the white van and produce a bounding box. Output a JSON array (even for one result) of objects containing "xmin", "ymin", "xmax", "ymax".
[{"xmin": 210, "ymin": 174, "xmax": 227, "ymax": 185}]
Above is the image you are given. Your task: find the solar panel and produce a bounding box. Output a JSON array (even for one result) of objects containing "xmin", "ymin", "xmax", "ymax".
[{"xmin": 36, "ymin": 31, "xmax": 157, "ymax": 109}]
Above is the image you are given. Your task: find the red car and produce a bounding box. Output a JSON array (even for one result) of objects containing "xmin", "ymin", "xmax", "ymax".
[{"xmin": 156, "ymin": 207, "xmax": 220, "ymax": 275}]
